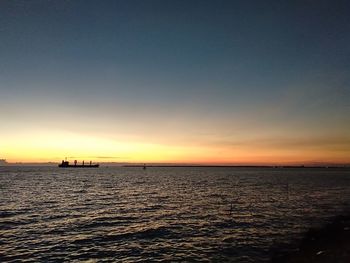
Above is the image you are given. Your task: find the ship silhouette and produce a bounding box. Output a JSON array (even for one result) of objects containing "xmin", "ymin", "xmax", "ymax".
[{"xmin": 58, "ymin": 159, "xmax": 99, "ymax": 168}]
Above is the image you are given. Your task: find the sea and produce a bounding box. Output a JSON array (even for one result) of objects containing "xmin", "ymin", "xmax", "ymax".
[{"xmin": 1, "ymin": 166, "xmax": 350, "ymax": 262}]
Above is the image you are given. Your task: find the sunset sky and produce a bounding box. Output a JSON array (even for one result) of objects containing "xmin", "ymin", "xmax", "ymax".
[{"xmin": 1, "ymin": 0, "xmax": 349, "ymax": 164}]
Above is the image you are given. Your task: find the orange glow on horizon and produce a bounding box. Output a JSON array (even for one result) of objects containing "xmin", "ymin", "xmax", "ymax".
[{"xmin": 1, "ymin": 129, "xmax": 349, "ymax": 165}]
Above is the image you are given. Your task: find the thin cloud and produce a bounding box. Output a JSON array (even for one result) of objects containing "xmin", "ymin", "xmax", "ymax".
[
  {"xmin": 93, "ymin": 156, "xmax": 127, "ymax": 159},
  {"xmin": 61, "ymin": 156, "xmax": 127, "ymax": 159}
]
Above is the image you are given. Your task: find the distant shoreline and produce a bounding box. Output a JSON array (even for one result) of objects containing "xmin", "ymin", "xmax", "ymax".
[
  {"xmin": 123, "ymin": 165, "xmax": 350, "ymax": 168},
  {"xmin": 1, "ymin": 163, "xmax": 349, "ymax": 168}
]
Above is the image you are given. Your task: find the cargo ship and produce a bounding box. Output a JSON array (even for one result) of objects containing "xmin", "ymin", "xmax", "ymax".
[{"xmin": 58, "ymin": 160, "xmax": 99, "ymax": 168}]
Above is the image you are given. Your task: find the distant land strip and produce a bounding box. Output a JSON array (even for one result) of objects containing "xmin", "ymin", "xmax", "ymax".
[{"xmin": 123, "ymin": 165, "xmax": 350, "ymax": 168}]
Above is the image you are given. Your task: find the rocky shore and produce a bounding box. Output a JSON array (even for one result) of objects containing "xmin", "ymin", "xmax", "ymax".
[{"xmin": 270, "ymin": 215, "xmax": 350, "ymax": 262}]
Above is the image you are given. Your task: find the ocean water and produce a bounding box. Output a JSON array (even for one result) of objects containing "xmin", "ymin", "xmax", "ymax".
[{"xmin": 1, "ymin": 166, "xmax": 350, "ymax": 262}]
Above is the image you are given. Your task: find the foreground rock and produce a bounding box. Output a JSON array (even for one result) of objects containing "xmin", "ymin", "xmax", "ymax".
[{"xmin": 271, "ymin": 215, "xmax": 350, "ymax": 262}]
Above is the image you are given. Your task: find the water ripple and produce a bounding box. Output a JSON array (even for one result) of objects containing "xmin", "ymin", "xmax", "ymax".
[{"xmin": 1, "ymin": 166, "xmax": 350, "ymax": 262}]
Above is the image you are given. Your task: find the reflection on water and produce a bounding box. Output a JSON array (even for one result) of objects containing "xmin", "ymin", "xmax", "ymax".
[{"xmin": 1, "ymin": 167, "xmax": 350, "ymax": 262}]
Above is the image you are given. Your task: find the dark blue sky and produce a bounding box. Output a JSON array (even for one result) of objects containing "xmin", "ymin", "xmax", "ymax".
[{"xmin": 1, "ymin": 0, "xmax": 350, "ymax": 163}]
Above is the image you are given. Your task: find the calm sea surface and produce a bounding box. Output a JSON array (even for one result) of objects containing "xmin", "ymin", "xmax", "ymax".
[{"xmin": 1, "ymin": 166, "xmax": 350, "ymax": 262}]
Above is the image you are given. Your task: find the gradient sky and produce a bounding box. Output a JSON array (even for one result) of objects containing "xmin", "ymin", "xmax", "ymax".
[{"xmin": 1, "ymin": 0, "xmax": 349, "ymax": 164}]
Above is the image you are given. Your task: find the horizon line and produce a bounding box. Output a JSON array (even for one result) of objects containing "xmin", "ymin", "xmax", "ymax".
[{"xmin": 1, "ymin": 161, "xmax": 350, "ymax": 168}]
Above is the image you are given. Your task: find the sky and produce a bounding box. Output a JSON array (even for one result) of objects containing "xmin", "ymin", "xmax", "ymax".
[{"xmin": 1, "ymin": 0, "xmax": 349, "ymax": 164}]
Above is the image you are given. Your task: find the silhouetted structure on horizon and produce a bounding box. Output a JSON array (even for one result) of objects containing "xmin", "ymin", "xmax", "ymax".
[{"xmin": 58, "ymin": 160, "xmax": 99, "ymax": 168}]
